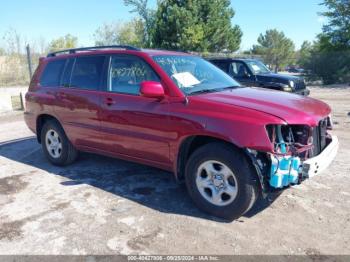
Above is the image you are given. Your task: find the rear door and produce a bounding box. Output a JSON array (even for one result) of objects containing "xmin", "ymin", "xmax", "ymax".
[
  {"xmin": 212, "ymin": 61, "xmax": 230, "ymax": 73},
  {"xmin": 53, "ymin": 55, "xmax": 107, "ymax": 148},
  {"xmin": 98, "ymin": 54, "xmax": 171, "ymax": 164},
  {"xmin": 37, "ymin": 58, "xmax": 67, "ymax": 117}
]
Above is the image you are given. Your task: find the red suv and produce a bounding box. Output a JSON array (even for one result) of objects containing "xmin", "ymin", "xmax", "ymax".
[{"xmin": 24, "ymin": 46, "xmax": 338, "ymax": 220}]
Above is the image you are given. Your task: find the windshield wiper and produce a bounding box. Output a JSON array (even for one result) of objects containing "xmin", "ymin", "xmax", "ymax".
[
  {"xmin": 187, "ymin": 89, "xmax": 214, "ymax": 95},
  {"xmin": 188, "ymin": 86, "xmax": 240, "ymax": 95},
  {"xmin": 214, "ymin": 86, "xmax": 241, "ymax": 92}
]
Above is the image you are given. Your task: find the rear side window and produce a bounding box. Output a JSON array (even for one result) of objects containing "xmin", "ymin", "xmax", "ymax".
[
  {"xmin": 70, "ymin": 56, "xmax": 105, "ymax": 90},
  {"xmin": 213, "ymin": 61, "xmax": 229, "ymax": 72},
  {"xmin": 40, "ymin": 59, "xmax": 66, "ymax": 87},
  {"xmin": 61, "ymin": 59, "xmax": 75, "ymax": 87}
]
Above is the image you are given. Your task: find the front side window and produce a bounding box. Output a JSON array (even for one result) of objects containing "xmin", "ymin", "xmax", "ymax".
[
  {"xmin": 70, "ymin": 56, "xmax": 105, "ymax": 90},
  {"xmin": 153, "ymin": 55, "xmax": 240, "ymax": 95},
  {"xmin": 230, "ymin": 62, "xmax": 250, "ymax": 78},
  {"xmin": 108, "ymin": 55, "xmax": 160, "ymax": 95},
  {"xmin": 40, "ymin": 59, "xmax": 66, "ymax": 87}
]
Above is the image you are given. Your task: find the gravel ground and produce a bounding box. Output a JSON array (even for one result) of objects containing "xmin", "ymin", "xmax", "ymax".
[{"xmin": 0, "ymin": 87, "xmax": 349, "ymax": 255}]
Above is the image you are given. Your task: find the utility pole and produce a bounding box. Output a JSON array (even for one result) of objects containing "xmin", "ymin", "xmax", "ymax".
[{"xmin": 26, "ymin": 44, "xmax": 33, "ymax": 80}]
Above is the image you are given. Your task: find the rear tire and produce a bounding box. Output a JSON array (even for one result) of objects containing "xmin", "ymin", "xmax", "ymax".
[
  {"xmin": 41, "ymin": 120, "xmax": 78, "ymax": 166},
  {"xmin": 185, "ymin": 142, "xmax": 259, "ymax": 220}
]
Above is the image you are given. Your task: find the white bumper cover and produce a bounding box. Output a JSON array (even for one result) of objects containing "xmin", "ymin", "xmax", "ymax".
[{"xmin": 302, "ymin": 135, "xmax": 339, "ymax": 178}]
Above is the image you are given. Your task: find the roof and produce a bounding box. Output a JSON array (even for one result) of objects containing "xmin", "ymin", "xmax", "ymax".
[
  {"xmin": 140, "ymin": 48, "xmax": 190, "ymax": 56},
  {"xmin": 208, "ymin": 57, "xmax": 259, "ymax": 62},
  {"xmin": 46, "ymin": 45, "xmax": 191, "ymax": 58}
]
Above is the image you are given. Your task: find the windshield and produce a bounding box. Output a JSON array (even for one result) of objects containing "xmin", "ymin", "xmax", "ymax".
[
  {"xmin": 152, "ymin": 55, "xmax": 241, "ymax": 95},
  {"xmin": 246, "ymin": 60, "xmax": 270, "ymax": 74}
]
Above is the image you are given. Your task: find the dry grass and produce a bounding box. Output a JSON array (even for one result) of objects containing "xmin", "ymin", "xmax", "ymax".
[{"xmin": 0, "ymin": 55, "xmax": 37, "ymax": 87}]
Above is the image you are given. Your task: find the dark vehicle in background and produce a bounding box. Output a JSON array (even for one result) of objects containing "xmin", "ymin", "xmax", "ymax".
[
  {"xmin": 208, "ymin": 58, "xmax": 310, "ymax": 96},
  {"xmin": 286, "ymin": 65, "xmax": 306, "ymax": 74}
]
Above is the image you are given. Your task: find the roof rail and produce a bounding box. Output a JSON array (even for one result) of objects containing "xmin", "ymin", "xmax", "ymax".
[{"xmin": 47, "ymin": 45, "xmax": 141, "ymax": 57}]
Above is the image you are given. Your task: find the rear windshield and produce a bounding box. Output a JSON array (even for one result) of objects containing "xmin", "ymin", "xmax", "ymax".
[{"xmin": 40, "ymin": 59, "xmax": 66, "ymax": 87}]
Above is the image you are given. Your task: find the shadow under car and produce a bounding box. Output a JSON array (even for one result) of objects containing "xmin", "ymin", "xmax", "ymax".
[{"xmin": 0, "ymin": 137, "xmax": 281, "ymax": 222}]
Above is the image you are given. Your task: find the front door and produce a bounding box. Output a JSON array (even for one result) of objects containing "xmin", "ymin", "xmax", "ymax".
[
  {"xmin": 229, "ymin": 61, "xmax": 256, "ymax": 87},
  {"xmin": 99, "ymin": 54, "xmax": 171, "ymax": 164}
]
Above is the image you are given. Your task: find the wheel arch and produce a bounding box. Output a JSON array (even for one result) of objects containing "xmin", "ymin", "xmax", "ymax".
[
  {"xmin": 36, "ymin": 114, "xmax": 61, "ymax": 143},
  {"xmin": 175, "ymin": 135, "xmax": 250, "ymax": 181}
]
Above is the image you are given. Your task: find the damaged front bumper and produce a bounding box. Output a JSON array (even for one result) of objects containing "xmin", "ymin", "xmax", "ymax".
[
  {"xmin": 301, "ymin": 135, "xmax": 339, "ymax": 179},
  {"xmin": 268, "ymin": 134, "xmax": 339, "ymax": 189}
]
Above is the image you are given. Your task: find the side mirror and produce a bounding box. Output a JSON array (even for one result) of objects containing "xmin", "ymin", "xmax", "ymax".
[{"xmin": 140, "ymin": 81, "xmax": 165, "ymax": 99}]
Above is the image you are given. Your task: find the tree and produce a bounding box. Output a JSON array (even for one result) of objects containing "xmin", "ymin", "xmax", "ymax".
[
  {"xmin": 124, "ymin": 0, "xmax": 154, "ymax": 46},
  {"xmin": 48, "ymin": 34, "xmax": 78, "ymax": 51},
  {"xmin": 297, "ymin": 41, "xmax": 313, "ymax": 68},
  {"xmin": 38, "ymin": 37, "xmax": 48, "ymax": 55},
  {"xmin": 321, "ymin": 0, "xmax": 350, "ymax": 50},
  {"xmin": 303, "ymin": 36, "xmax": 350, "ymax": 84},
  {"xmin": 94, "ymin": 19, "xmax": 144, "ymax": 47},
  {"xmin": 118, "ymin": 19, "xmax": 144, "ymax": 46},
  {"xmin": 2, "ymin": 28, "xmax": 22, "ymax": 55},
  {"xmin": 94, "ymin": 23, "xmax": 121, "ymax": 46},
  {"xmin": 0, "ymin": 29, "xmax": 30, "ymax": 85},
  {"xmin": 151, "ymin": 0, "xmax": 242, "ymax": 52},
  {"xmin": 252, "ymin": 29, "xmax": 295, "ymax": 72},
  {"xmin": 0, "ymin": 47, "xmax": 5, "ymax": 56},
  {"xmin": 299, "ymin": 1, "xmax": 350, "ymax": 84}
]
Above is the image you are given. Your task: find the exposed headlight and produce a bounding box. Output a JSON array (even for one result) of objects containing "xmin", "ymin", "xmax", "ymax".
[
  {"xmin": 283, "ymin": 86, "xmax": 293, "ymax": 92},
  {"xmin": 266, "ymin": 124, "xmax": 312, "ymax": 154},
  {"xmin": 289, "ymin": 80, "xmax": 295, "ymax": 88},
  {"xmin": 327, "ymin": 114, "xmax": 333, "ymax": 130}
]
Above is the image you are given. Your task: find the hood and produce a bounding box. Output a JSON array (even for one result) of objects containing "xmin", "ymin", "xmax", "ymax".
[
  {"xmin": 256, "ymin": 72, "xmax": 301, "ymax": 84},
  {"xmin": 195, "ymin": 87, "xmax": 331, "ymax": 126}
]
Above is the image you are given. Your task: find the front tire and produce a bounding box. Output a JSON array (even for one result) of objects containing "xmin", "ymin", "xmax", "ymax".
[
  {"xmin": 185, "ymin": 142, "xmax": 259, "ymax": 220},
  {"xmin": 41, "ymin": 120, "xmax": 78, "ymax": 166}
]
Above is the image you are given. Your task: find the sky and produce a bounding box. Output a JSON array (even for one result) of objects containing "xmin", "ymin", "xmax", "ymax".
[{"xmin": 0, "ymin": 0, "xmax": 327, "ymax": 51}]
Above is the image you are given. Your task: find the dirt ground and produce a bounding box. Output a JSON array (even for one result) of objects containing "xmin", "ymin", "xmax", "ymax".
[{"xmin": 0, "ymin": 87, "xmax": 349, "ymax": 255}]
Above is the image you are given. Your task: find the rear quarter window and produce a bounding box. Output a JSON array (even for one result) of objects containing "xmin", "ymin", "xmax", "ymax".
[{"xmin": 40, "ymin": 59, "xmax": 66, "ymax": 87}]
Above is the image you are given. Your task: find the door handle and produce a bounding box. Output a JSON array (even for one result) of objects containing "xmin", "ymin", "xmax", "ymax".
[{"xmin": 104, "ymin": 97, "xmax": 116, "ymax": 106}]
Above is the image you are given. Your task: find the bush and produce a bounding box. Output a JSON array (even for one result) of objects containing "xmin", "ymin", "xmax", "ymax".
[{"xmin": 306, "ymin": 50, "xmax": 350, "ymax": 85}]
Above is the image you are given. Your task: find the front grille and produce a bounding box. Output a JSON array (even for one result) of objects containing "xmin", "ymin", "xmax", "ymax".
[
  {"xmin": 311, "ymin": 118, "xmax": 328, "ymax": 156},
  {"xmin": 319, "ymin": 118, "xmax": 328, "ymax": 150},
  {"xmin": 294, "ymin": 79, "xmax": 306, "ymax": 90}
]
